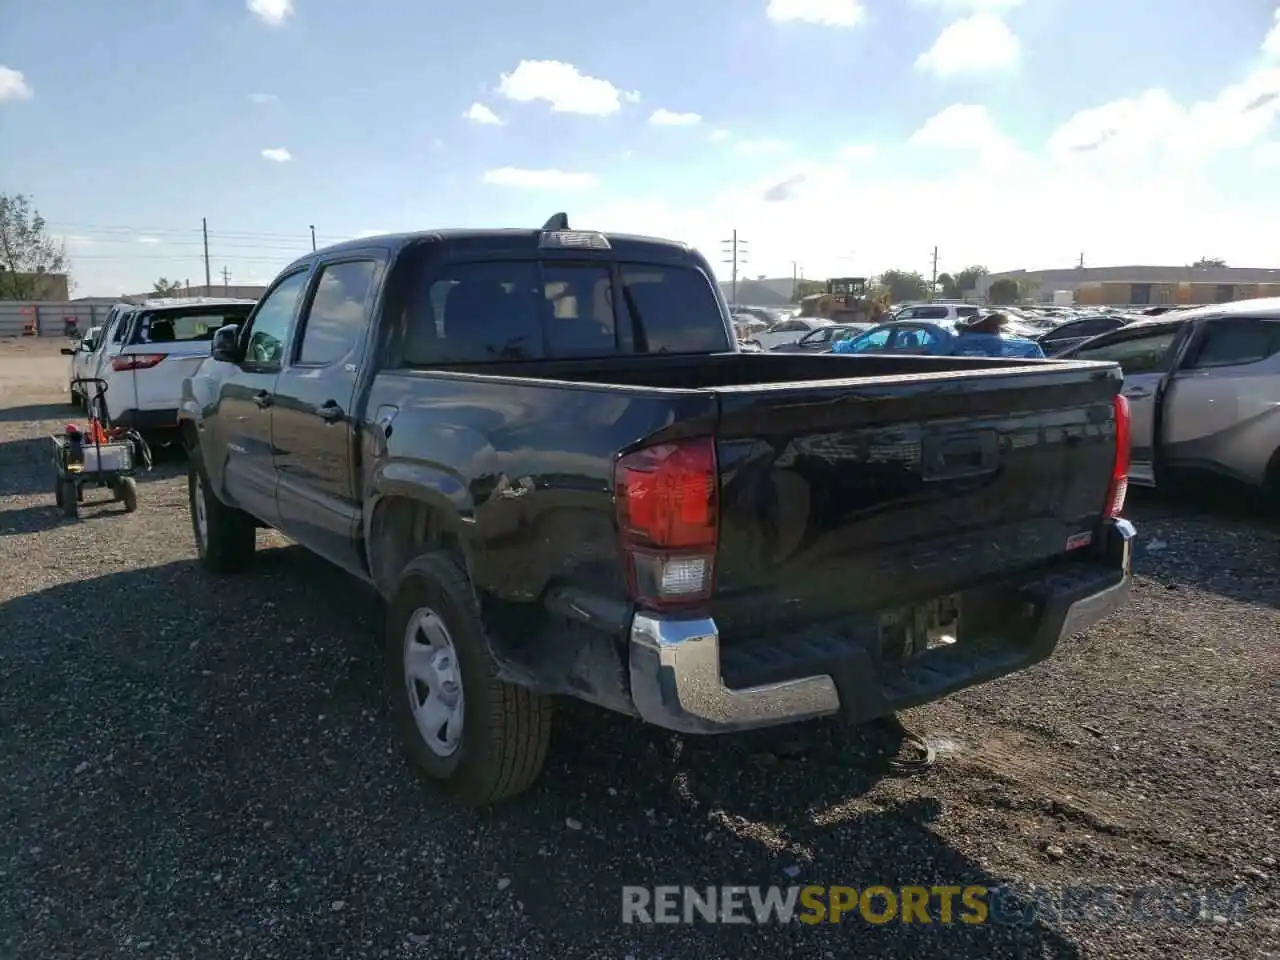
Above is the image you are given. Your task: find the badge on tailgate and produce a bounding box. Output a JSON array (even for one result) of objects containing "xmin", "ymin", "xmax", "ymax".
[{"xmin": 920, "ymin": 429, "xmax": 1000, "ymax": 482}]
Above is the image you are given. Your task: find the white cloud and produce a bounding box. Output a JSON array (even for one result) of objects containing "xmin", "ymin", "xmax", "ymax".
[
  {"xmin": 838, "ymin": 143, "xmax": 878, "ymax": 159},
  {"xmin": 910, "ymin": 103, "xmax": 1009, "ymax": 149},
  {"xmin": 247, "ymin": 0, "xmax": 292, "ymax": 26},
  {"xmin": 136, "ymin": 237, "xmax": 160, "ymax": 244},
  {"xmin": 1255, "ymin": 142, "xmax": 1280, "ymax": 167},
  {"xmin": 0, "ymin": 65, "xmax": 33, "ymax": 101},
  {"xmin": 480, "ymin": 167, "xmax": 599, "ymax": 189},
  {"xmin": 248, "ymin": 92, "xmax": 278, "ymax": 104},
  {"xmin": 710, "ymin": 128, "xmax": 731, "ymax": 142},
  {"xmin": 496, "ymin": 60, "xmax": 637, "ymax": 116},
  {"xmin": 261, "ymin": 147, "xmax": 292, "ymax": 162},
  {"xmin": 353, "ymin": 228, "xmax": 389, "ymax": 238},
  {"xmin": 915, "ymin": 0, "xmax": 1023, "ymax": 9},
  {"xmin": 735, "ymin": 138, "xmax": 790, "ymax": 155},
  {"xmin": 572, "ymin": 60, "xmax": 1280, "ymax": 281},
  {"xmin": 649, "ymin": 108, "xmax": 702, "ymax": 126},
  {"xmin": 1265, "ymin": 9, "xmax": 1280, "ymax": 58},
  {"xmin": 1047, "ymin": 68, "xmax": 1280, "ymax": 169},
  {"xmin": 464, "ymin": 102, "xmax": 504, "ymax": 125},
  {"xmin": 766, "ymin": 0, "xmax": 866, "ymax": 28},
  {"xmin": 916, "ymin": 14, "xmax": 1021, "ymax": 76}
]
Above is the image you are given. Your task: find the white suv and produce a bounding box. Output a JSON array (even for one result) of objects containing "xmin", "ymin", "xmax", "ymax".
[{"xmin": 97, "ymin": 298, "xmax": 255, "ymax": 437}]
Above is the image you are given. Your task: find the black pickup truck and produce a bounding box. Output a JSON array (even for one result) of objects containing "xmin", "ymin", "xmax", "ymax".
[{"xmin": 180, "ymin": 217, "xmax": 1136, "ymax": 806}]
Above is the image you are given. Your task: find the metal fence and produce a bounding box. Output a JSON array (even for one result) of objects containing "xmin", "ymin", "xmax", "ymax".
[{"xmin": 0, "ymin": 302, "xmax": 116, "ymax": 338}]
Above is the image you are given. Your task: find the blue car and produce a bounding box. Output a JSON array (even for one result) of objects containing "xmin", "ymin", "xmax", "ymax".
[{"xmin": 831, "ymin": 320, "xmax": 1046, "ymax": 359}]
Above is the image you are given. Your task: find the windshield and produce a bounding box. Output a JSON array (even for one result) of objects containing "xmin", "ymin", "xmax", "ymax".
[{"xmin": 126, "ymin": 305, "xmax": 254, "ymax": 345}]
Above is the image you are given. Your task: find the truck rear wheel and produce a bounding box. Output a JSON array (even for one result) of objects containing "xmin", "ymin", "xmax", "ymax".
[
  {"xmin": 188, "ymin": 458, "xmax": 256, "ymax": 573},
  {"xmin": 387, "ymin": 552, "xmax": 552, "ymax": 806}
]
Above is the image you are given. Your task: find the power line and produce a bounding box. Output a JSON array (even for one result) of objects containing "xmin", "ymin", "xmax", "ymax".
[{"xmin": 720, "ymin": 230, "xmax": 748, "ymax": 309}]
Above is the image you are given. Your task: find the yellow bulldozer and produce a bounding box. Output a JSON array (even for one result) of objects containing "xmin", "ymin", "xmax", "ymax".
[{"xmin": 798, "ymin": 277, "xmax": 891, "ymax": 325}]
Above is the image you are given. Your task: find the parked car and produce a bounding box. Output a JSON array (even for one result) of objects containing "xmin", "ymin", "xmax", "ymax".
[
  {"xmin": 747, "ymin": 317, "xmax": 833, "ymax": 351},
  {"xmin": 770, "ymin": 322, "xmax": 871, "ymax": 353},
  {"xmin": 1054, "ymin": 298, "xmax": 1280, "ymax": 490},
  {"xmin": 181, "ymin": 218, "xmax": 1134, "ymax": 807},
  {"xmin": 61, "ymin": 324, "xmax": 103, "ymax": 408},
  {"xmin": 891, "ymin": 303, "xmax": 982, "ymax": 325},
  {"xmin": 99, "ymin": 298, "xmax": 255, "ymax": 438},
  {"xmin": 833, "ymin": 320, "xmax": 1046, "ymax": 358},
  {"xmin": 1037, "ymin": 314, "xmax": 1133, "ymax": 356}
]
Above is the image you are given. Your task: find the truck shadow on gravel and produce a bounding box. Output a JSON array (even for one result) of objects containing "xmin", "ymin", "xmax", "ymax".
[
  {"xmin": 0, "ymin": 547, "xmax": 1081, "ymax": 959},
  {"xmin": 0, "ymin": 402, "xmax": 75, "ymax": 423}
]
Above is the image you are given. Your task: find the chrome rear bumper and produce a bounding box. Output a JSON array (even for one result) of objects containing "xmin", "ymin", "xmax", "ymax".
[{"xmin": 627, "ymin": 518, "xmax": 1136, "ymax": 734}]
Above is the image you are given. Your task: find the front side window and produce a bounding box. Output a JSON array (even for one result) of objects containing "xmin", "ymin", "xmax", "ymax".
[
  {"xmin": 912, "ymin": 306, "xmax": 949, "ymax": 320},
  {"xmin": 296, "ymin": 260, "xmax": 380, "ymax": 365},
  {"xmin": 244, "ymin": 271, "xmax": 309, "ymax": 368},
  {"xmin": 1075, "ymin": 328, "xmax": 1180, "ymax": 375},
  {"xmin": 842, "ymin": 326, "xmax": 892, "ymax": 352}
]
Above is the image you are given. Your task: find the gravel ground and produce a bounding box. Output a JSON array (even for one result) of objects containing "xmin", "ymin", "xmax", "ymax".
[{"xmin": 1, "ymin": 338, "xmax": 1277, "ymax": 959}]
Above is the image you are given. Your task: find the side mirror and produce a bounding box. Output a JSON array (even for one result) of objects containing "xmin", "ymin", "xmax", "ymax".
[
  {"xmin": 81, "ymin": 339, "xmax": 97, "ymax": 353},
  {"xmin": 60, "ymin": 346, "xmax": 76, "ymax": 356},
  {"xmin": 211, "ymin": 324, "xmax": 244, "ymax": 363}
]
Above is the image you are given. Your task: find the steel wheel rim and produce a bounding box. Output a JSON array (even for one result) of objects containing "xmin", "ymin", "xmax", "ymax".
[
  {"xmin": 193, "ymin": 473, "xmax": 208, "ymax": 546},
  {"xmin": 403, "ymin": 607, "xmax": 464, "ymax": 757}
]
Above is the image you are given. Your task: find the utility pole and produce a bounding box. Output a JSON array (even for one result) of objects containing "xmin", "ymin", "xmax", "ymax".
[
  {"xmin": 202, "ymin": 217, "xmax": 212, "ymax": 291},
  {"xmin": 791, "ymin": 261, "xmax": 800, "ymax": 301},
  {"xmin": 720, "ymin": 230, "xmax": 748, "ymax": 309},
  {"xmin": 929, "ymin": 246, "xmax": 939, "ymax": 300},
  {"xmin": 221, "ymin": 266, "xmax": 231, "ymax": 295},
  {"xmin": 1078, "ymin": 251, "xmax": 1085, "ymax": 269},
  {"xmin": 310, "ymin": 225, "xmax": 317, "ymax": 251}
]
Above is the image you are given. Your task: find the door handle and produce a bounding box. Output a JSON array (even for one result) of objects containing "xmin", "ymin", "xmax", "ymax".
[
  {"xmin": 253, "ymin": 391, "xmax": 273, "ymax": 409},
  {"xmin": 317, "ymin": 401, "xmax": 344, "ymax": 423},
  {"xmin": 1123, "ymin": 387, "xmax": 1152, "ymax": 399}
]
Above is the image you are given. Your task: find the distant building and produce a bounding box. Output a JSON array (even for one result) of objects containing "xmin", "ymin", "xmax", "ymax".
[
  {"xmin": 979, "ymin": 265, "xmax": 1280, "ymax": 306},
  {"xmin": 0, "ymin": 270, "xmax": 71, "ymax": 300}
]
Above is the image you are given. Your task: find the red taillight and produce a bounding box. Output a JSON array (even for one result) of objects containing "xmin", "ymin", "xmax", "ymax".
[
  {"xmin": 1105, "ymin": 393, "xmax": 1130, "ymax": 518},
  {"xmin": 614, "ymin": 437, "xmax": 718, "ymax": 609},
  {"xmin": 112, "ymin": 353, "xmax": 165, "ymax": 371}
]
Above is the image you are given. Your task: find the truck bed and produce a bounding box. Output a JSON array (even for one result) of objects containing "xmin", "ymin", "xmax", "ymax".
[{"xmin": 372, "ymin": 351, "xmax": 1122, "ymax": 636}]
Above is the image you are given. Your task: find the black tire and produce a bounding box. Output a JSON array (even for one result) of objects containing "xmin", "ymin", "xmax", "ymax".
[
  {"xmin": 118, "ymin": 477, "xmax": 139, "ymax": 513},
  {"xmin": 54, "ymin": 479, "xmax": 64, "ymax": 508},
  {"xmin": 60, "ymin": 480, "xmax": 78, "ymax": 518},
  {"xmin": 387, "ymin": 552, "xmax": 552, "ymax": 806},
  {"xmin": 188, "ymin": 457, "xmax": 256, "ymax": 573}
]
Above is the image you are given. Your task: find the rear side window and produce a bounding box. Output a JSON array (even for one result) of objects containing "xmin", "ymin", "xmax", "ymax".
[
  {"xmin": 129, "ymin": 309, "xmax": 251, "ymax": 345},
  {"xmin": 112, "ymin": 311, "xmax": 133, "ymax": 343},
  {"xmin": 956, "ymin": 306, "xmax": 979, "ymax": 318},
  {"xmin": 1183, "ymin": 318, "xmax": 1280, "ymax": 370},
  {"xmin": 408, "ymin": 261, "xmax": 546, "ymax": 364},
  {"xmin": 914, "ymin": 306, "xmax": 949, "ymax": 320}
]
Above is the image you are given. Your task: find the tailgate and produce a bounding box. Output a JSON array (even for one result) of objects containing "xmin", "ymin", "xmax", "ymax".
[
  {"xmin": 118, "ymin": 342, "xmax": 211, "ymax": 412},
  {"xmin": 710, "ymin": 362, "xmax": 1122, "ymax": 634}
]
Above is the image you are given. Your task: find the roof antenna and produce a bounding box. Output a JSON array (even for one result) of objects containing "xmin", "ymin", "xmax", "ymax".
[{"xmin": 542, "ymin": 212, "xmax": 569, "ymax": 231}]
